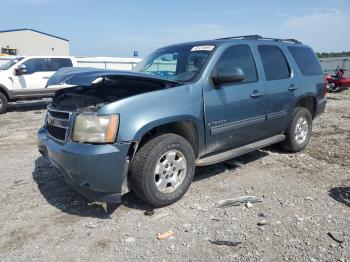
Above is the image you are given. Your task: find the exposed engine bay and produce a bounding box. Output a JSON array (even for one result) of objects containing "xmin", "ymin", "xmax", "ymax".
[{"xmin": 51, "ymin": 76, "xmax": 179, "ymax": 112}]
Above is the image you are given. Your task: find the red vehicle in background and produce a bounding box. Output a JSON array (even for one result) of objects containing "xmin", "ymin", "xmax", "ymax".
[{"xmin": 325, "ymin": 66, "xmax": 350, "ymax": 92}]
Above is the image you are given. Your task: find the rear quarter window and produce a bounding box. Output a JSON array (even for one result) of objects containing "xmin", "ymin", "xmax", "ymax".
[{"xmin": 288, "ymin": 46, "xmax": 323, "ymax": 76}]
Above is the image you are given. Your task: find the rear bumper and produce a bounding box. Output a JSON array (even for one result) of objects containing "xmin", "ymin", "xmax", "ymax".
[
  {"xmin": 315, "ymin": 97, "xmax": 326, "ymax": 117},
  {"xmin": 37, "ymin": 126, "xmax": 131, "ymax": 203}
]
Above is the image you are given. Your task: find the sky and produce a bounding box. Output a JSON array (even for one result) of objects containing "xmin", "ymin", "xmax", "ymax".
[{"xmin": 1, "ymin": 0, "xmax": 350, "ymax": 57}]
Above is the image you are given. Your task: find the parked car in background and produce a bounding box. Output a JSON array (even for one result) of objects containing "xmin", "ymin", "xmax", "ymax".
[
  {"xmin": 0, "ymin": 57, "xmax": 16, "ymax": 66},
  {"xmin": 0, "ymin": 56, "xmax": 77, "ymax": 114},
  {"xmin": 38, "ymin": 35, "xmax": 326, "ymax": 207}
]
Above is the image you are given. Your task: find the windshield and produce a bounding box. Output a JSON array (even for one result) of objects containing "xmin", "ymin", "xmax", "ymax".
[
  {"xmin": 133, "ymin": 44, "xmax": 215, "ymax": 82},
  {"xmin": 0, "ymin": 57, "xmax": 24, "ymax": 70}
]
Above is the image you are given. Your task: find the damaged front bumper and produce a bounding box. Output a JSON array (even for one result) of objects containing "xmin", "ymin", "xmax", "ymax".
[{"xmin": 37, "ymin": 126, "xmax": 131, "ymax": 203}]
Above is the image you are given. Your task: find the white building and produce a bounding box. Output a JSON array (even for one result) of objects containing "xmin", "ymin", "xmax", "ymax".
[{"xmin": 0, "ymin": 28, "xmax": 69, "ymax": 56}]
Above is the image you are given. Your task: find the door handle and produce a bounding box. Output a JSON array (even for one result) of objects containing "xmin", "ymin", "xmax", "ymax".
[
  {"xmin": 288, "ymin": 84, "xmax": 298, "ymax": 91},
  {"xmin": 250, "ymin": 90, "xmax": 263, "ymax": 98},
  {"xmin": 42, "ymin": 76, "xmax": 50, "ymax": 79}
]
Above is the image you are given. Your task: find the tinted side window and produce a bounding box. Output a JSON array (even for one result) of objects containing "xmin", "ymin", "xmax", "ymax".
[
  {"xmin": 215, "ymin": 45, "xmax": 258, "ymax": 83},
  {"xmin": 288, "ymin": 46, "xmax": 323, "ymax": 76},
  {"xmin": 22, "ymin": 58, "xmax": 50, "ymax": 74},
  {"xmin": 258, "ymin": 46, "xmax": 290, "ymax": 81},
  {"xmin": 50, "ymin": 58, "xmax": 73, "ymax": 71}
]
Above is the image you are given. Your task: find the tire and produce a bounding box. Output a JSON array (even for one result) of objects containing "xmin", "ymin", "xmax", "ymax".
[
  {"xmin": 0, "ymin": 92, "xmax": 8, "ymax": 114},
  {"xmin": 129, "ymin": 134, "xmax": 195, "ymax": 207},
  {"xmin": 281, "ymin": 107, "xmax": 312, "ymax": 152}
]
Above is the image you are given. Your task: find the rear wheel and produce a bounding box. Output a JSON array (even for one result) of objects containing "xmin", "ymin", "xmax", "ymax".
[
  {"xmin": 129, "ymin": 134, "xmax": 195, "ymax": 207},
  {"xmin": 281, "ymin": 107, "xmax": 312, "ymax": 152},
  {"xmin": 0, "ymin": 92, "xmax": 8, "ymax": 114}
]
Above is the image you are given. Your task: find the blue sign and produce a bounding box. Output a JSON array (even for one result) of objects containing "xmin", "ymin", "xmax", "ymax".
[{"xmin": 133, "ymin": 51, "xmax": 139, "ymax": 57}]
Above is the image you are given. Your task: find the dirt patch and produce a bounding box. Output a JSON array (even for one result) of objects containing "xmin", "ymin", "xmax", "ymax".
[{"xmin": 94, "ymin": 239, "xmax": 111, "ymax": 249}]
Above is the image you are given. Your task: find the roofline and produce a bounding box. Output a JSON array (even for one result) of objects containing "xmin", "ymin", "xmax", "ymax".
[
  {"xmin": 0, "ymin": 28, "xmax": 69, "ymax": 42},
  {"xmin": 157, "ymin": 35, "xmax": 304, "ymax": 51}
]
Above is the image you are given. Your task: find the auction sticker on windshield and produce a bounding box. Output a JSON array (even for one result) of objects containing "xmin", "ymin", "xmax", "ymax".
[{"xmin": 191, "ymin": 45, "xmax": 215, "ymax": 52}]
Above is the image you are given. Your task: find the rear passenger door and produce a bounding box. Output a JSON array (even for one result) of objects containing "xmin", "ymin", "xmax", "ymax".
[
  {"xmin": 203, "ymin": 44, "xmax": 266, "ymax": 154},
  {"xmin": 257, "ymin": 45, "xmax": 297, "ymax": 135}
]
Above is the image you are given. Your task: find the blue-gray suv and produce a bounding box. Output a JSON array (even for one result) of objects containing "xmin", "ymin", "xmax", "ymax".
[{"xmin": 37, "ymin": 35, "xmax": 326, "ymax": 207}]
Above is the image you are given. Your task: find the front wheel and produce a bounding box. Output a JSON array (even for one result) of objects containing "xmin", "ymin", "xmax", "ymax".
[
  {"xmin": 0, "ymin": 92, "xmax": 8, "ymax": 114},
  {"xmin": 281, "ymin": 107, "xmax": 312, "ymax": 152},
  {"xmin": 129, "ymin": 134, "xmax": 195, "ymax": 207}
]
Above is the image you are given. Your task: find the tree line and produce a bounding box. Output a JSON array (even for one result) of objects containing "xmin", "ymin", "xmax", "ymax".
[{"xmin": 316, "ymin": 51, "xmax": 350, "ymax": 58}]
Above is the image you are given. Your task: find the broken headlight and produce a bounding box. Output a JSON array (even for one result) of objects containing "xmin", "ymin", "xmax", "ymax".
[{"xmin": 72, "ymin": 114, "xmax": 119, "ymax": 143}]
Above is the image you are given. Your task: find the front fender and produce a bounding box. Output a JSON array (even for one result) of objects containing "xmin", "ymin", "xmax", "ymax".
[
  {"xmin": 97, "ymin": 82, "xmax": 205, "ymax": 149},
  {"xmin": 0, "ymin": 83, "xmax": 12, "ymax": 99},
  {"xmin": 133, "ymin": 115, "xmax": 201, "ymax": 141}
]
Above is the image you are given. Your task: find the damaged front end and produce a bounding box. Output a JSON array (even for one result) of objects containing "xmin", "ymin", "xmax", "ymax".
[
  {"xmin": 38, "ymin": 68, "xmax": 180, "ymax": 203},
  {"xmin": 49, "ymin": 67, "xmax": 180, "ymax": 112}
]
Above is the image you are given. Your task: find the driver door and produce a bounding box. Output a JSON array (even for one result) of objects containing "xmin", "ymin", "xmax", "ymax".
[
  {"xmin": 203, "ymin": 44, "xmax": 266, "ymax": 154},
  {"xmin": 13, "ymin": 58, "xmax": 52, "ymax": 90}
]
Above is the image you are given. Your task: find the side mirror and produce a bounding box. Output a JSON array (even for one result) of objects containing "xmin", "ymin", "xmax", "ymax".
[
  {"xmin": 14, "ymin": 64, "xmax": 27, "ymax": 75},
  {"xmin": 211, "ymin": 67, "xmax": 245, "ymax": 86}
]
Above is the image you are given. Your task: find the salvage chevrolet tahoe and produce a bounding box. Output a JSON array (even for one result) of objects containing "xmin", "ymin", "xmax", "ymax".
[{"xmin": 37, "ymin": 35, "xmax": 326, "ymax": 207}]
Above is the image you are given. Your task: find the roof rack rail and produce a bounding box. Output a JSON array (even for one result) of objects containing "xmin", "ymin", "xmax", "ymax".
[
  {"xmin": 216, "ymin": 35, "xmax": 302, "ymax": 44},
  {"xmin": 216, "ymin": 35, "xmax": 263, "ymax": 40},
  {"xmin": 282, "ymin": 38, "xmax": 302, "ymax": 44}
]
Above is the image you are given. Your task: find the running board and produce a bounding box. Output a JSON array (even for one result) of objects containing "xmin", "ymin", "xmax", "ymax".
[{"xmin": 196, "ymin": 134, "xmax": 286, "ymax": 166}]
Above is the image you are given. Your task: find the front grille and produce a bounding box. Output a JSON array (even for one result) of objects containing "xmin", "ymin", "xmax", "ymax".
[
  {"xmin": 49, "ymin": 110, "xmax": 70, "ymax": 120},
  {"xmin": 46, "ymin": 125, "xmax": 67, "ymax": 141},
  {"xmin": 45, "ymin": 108, "xmax": 72, "ymax": 142}
]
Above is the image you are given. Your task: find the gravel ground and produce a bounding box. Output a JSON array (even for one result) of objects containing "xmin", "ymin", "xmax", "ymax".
[{"xmin": 0, "ymin": 91, "xmax": 349, "ymax": 262}]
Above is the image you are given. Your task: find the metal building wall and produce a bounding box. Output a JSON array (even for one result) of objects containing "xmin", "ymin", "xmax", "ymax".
[{"xmin": 0, "ymin": 30, "xmax": 69, "ymax": 56}]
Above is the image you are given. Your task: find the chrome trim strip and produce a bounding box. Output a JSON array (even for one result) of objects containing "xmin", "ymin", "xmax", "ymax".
[
  {"xmin": 47, "ymin": 108, "xmax": 72, "ymax": 121},
  {"xmin": 210, "ymin": 115, "xmax": 265, "ymax": 136},
  {"xmin": 266, "ymin": 110, "xmax": 287, "ymax": 121},
  {"xmin": 47, "ymin": 112, "xmax": 71, "ymax": 124}
]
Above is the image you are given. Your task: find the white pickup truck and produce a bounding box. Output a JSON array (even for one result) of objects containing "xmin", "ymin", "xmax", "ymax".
[{"xmin": 0, "ymin": 56, "xmax": 78, "ymax": 114}]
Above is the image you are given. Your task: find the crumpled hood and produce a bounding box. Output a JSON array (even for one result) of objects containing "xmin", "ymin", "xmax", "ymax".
[{"xmin": 47, "ymin": 67, "xmax": 179, "ymax": 87}]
